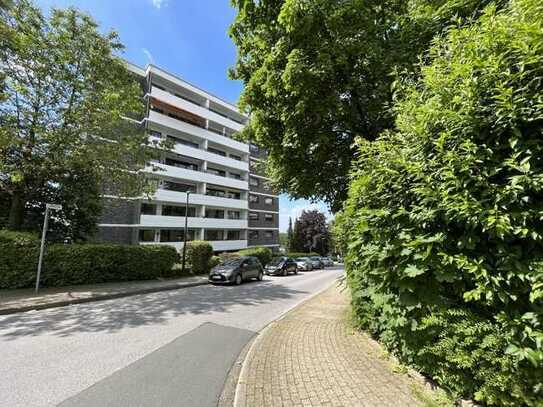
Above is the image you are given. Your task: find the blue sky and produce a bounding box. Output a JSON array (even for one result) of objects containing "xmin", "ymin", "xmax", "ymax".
[{"xmin": 35, "ymin": 0, "xmax": 333, "ymax": 231}]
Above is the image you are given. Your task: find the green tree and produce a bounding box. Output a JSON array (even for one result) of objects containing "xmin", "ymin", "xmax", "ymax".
[
  {"xmin": 286, "ymin": 216, "xmax": 293, "ymax": 250},
  {"xmin": 339, "ymin": 0, "xmax": 543, "ymax": 403},
  {"xmin": 289, "ymin": 210, "xmax": 329, "ymax": 255},
  {"xmin": 230, "ymin": 0, "xmax": 504, "ymax": 211},
  {"xmin": 0, "ymin": 0, "xmax": 162, "ymax": 239}
]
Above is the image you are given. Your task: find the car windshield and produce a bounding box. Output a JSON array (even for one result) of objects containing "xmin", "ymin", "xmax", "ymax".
[
  {"xmin": 219, "ymin": 258, "xmax": 243, "ymax": 267},
  {"xmin": 310, "ymin": 257, "xmax": 320, "ymax": 260},
  {"xmin": 296, "ymin": 257, "xmax": 309, "ymax": 261},
  {"xmin": 269, "ymin": 257, "xmax": 286, "ymax": 266}
]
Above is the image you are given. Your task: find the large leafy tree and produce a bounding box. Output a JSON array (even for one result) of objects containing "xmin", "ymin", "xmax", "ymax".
[
  {"xmin": 338, "ymin": 0, "xmax": 543, "ymax": 403},
  {"xmin": 0, "ymin": 0, "xmax": 159, "ymax": 239},
  {"xmin": 230, "ymin": 0, "xmax": 504, "ymax": 211},
  {"xmin": 290, "ymin": 210, "xmax": 329, "ymax": 255}
]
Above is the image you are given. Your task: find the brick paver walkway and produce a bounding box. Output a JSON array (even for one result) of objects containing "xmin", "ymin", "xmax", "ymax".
[{"xmin": 235, "ymin": 283, "xmax": 423, "ymax": 407}]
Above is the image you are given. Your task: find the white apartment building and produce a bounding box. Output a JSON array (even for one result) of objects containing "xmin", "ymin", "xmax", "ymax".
[{"xmin": 97, "ymin": 63, "xmax": 280, "ymax": 252}]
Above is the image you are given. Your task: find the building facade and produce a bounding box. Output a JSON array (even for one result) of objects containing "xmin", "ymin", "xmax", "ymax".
[{"xmin": 97, "ymin": 63, "xmax": 279, "ymax": 252}]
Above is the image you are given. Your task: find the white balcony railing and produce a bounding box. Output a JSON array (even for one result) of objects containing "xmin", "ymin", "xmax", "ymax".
[
  {"xmin": 148, "ymin": 110, "xmax": 249, "ymax": 154},
  {"xmin": 171, "ymin": 143, "xmax": 248, "ymax": 172},
  {"xmin": 150, "ymin": 86, "xmax": 244, "ymax": 132},
  {"xmin": 147, "ymin": 163, "xmax": 249, "ymax": 191},
  {"xmin": 140, "ymin": 215, "xmax": 248, "ymax": 230},
  {"xmin": 153, "ymin": 190, "xmax": 248, "ymax": 210}
]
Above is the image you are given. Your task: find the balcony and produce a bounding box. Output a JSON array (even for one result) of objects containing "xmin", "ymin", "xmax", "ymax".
[
  {"xmin": 153, "ymin": 190, "xmax": 248, "ymax": 210},
  {"xmin": 141, "ymin": 239, "xmax": 248, "ymax": 252},
  {"xmin": 148, "ymin": 110, "xmax": 248, "ymax": 153},
  {"xmin": 171, "ymin": 143, "xmax": 248, "ymax": 172},
  {"xmin": 140, "ymin": 215, "xmax": 248, "ymax": 229},
  {"xmin": 150, "ymin": 86, "xmax": 244, "ymax": 133},
  {"xmin": 148, "ymin": 163, "xmax": 249, "ymax": 191}
]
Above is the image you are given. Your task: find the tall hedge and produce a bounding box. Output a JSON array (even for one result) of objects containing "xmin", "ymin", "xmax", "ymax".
[
  {"xmin": 0, "ymin": 230, "xmax": 40, "ymax": 288},
  {"xmin": 186, "ymin": 240, "xmax": 214, "ymax": 274},
  {"xmin": 235, "ymin": 247, "xmax": 273, "ymax": 266},
  {"xmin": 0, "ymin": 231, "xmax": 178, "ymax": 288},
  {"xmin": 338, "ymin": 1, "xmax": 543, "ymax": 405}
]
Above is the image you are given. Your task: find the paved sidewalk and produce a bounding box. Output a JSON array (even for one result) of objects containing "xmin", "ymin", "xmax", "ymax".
[
  {"xmin": 235, "ymin": 283, "xmax": 424, "ymax": 407},
  {"xmin": 0, "ymin": 275, "xmax": 208, "ymax": 315}
]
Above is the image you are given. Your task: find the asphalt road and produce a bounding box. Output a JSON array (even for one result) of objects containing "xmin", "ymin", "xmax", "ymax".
[{"xmin": 0, "ymin": 267, "xmax": 344, "ymax": 407}]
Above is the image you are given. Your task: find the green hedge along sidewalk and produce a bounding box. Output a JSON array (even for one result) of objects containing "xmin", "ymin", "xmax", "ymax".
[{"xmin": 0, "ymin": 274, "xmax": 208, "ymax": 315}]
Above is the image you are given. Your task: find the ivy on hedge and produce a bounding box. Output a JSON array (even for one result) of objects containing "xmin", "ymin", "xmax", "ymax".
[
  {"xmin": 0, "ymin": 231, "xmax": 178, "ymax": 288},
  {"xmin": 337, "ymin": 1, "xmax": 543, "ymax": 405}
]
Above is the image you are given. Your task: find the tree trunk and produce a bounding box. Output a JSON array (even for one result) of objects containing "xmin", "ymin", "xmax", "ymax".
[{"xmin": 8, "ymin": 192, "xmax": 25, "ymax": 230}]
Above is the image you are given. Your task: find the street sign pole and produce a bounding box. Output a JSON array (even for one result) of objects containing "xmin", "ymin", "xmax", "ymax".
[{"xmin": 35, "ymin": 203, "xmax": 62, "ymax": 293}]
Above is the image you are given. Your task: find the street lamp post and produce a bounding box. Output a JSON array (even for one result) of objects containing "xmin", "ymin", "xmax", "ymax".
[
  {"xmin": 180, "ymin": 191, "xmax": 191, "ymax": 272},
  {"xmin": 35, "ymin": 203, "xmax": 62, "ymax": 293}
]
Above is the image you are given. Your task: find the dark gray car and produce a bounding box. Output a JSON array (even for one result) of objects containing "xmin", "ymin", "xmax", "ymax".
[{"xmin": 209, "ymin": 256, "xmax": 264, "ymax": 285}]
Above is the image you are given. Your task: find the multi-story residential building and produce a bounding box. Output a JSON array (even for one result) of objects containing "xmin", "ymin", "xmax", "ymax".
[{"xmin": 97, "ymin": 63, "xmax": 279, "ymax": 252}]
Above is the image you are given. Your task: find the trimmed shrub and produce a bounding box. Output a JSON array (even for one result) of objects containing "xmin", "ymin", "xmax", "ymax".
[
  {"xmin": 0, "ymin": 230, "xmax": 40, "ymax": 288},
  {"xmin": 0, "ymin": 232, "xmax": 178, "ymax": 288},
  {"xmin": 339, "ymin": 1, "xmax": 543, "ymax": 405},
  {"xmin": 236, "ymin": 247, "xmax": 273, "ymax": 266},
  {"xmin": 185, "ymin": 240, "xmax": 213, "ymax": 274},
  {"xmin": 209, "ymin": 255, "xmax": 221, "ymax": 268}
]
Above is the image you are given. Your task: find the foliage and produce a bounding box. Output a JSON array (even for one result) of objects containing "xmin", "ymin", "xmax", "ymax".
[
  {"xmin": 286, "ymin": 217, "xmax": 293, "ymax": 250},
  {"xmin": 279, "ymin": 232, "xmax": 288, "ymax": 248},
  {"xmin": 209, "ymin": 255, "xmax": 221, "ymax": 268},
  {"xmin": 338, "ymin": 0, "xmax": 543, "ymax": 404},
  {"xmin": 0, "ymin": 230, "xmax": 178, "ymax": 288},
  {"xmin": 289, "ymin": 210, "xmax": 330, "ymax": 255},
  {"xmin": 229, "ymin": 0, "xmax": 503, "ymax": 211},
  {"xmin": 0, "ymin": 0, "xmax": 165, "ymax": 238},
  {"xmin": 235, "ymin": 247, "xmax": 273, "ymax": 266},
  {"xmin": 186, "ymin": 241, "xmax": 214, "ymax": 274},
  {"xmin": 0, "ymin": 230, "xmax": 39, "ymax": 288},
  {"xmin": 286, "ymin": 252, "xmax": 319, "ymax": 258}
]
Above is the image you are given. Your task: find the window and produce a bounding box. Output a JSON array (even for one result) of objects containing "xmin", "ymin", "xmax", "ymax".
[
  {"xmin": 160, "ymin": 229, "xmax": 195, "ymax": 242},
  {"xmin": 208, "ymin": 147, "xmax": 226, "ymax": 156},
  {"xmin": 205, "ymin": 209, "xmax": 224, "ymax": 219},
  {"xmin": 227, "ymin": 230, "xmax": 240, "ymax": 240},
  {"xmin": 249, "ymin": 194, "xmax": 259, "ymax": 203},
  {"xmin": 141, "ymin": 203, "xmax": 156, "ymax": 215},
  {"xmin": 167, "ymin": 135, "xmax": 199, "ymax": 149},
  {"xmin": 207, "ymin": 167, "xmax": 226, "ymax": 177},
  {"xmin": 249, "ymin": 230, "xmax": 259, "ymax": 240},
  {"xmin": 249, "ymin": 177, "xmax": 259, "ymax": 187},
  {"xmin": 249, "ymin": 212, "xmax": 259, "ymax": 221},
  {"xmin": 264, "ymin": 213, "xmax": 274, "ymax": 222},
  {"xmin": 227, "ymin": 191, "xmax": 241, "ymax": 200},
  {"xmin": 205, "ymin": 230, "xmax": 224, "ymax": 240},
  {"xmin": 264, "ymin": 197, "xmax": 274, "ymax": 205},
  {"xmin": 229, "ymin": 154, "xmax": 242, "ymax": 161},
  {"xmin": 162, "ymin": 205, "xmax": 196, "ymax": 217},
  {"xmin": 249, "ymin": 143, "xmax": 259, "ymax": 154},
  {"xmin": 153, "ymin": 83, "xmax": 165, "ymax": 91},
  {"xmin": 264, "ymin": 230, "xmax": 274, "ymax": 239},
  {"xmin": 165, "ymin": 157, "xmax": 199, "ymax": 171},
  {"xmin": 228, "ymin": 211, "xmax": 241, "ymax": 220},
  {"xmin": 162, "ymin": 181, "xmax": 196, "ymax": 193},
  {"xmin": 139, "ymin": 230, "xmax": 155, "ymax": 242},
  {"xmin": 230, "ymin": 172, "xmax": 242, "ymax": 180},
  {"xmin": 149, "ymin": 130, "xmax": 162, "ymax": 138},
  {"xmin": 206, "ymin": 188, "xmax": 225, "ymax": 198}
]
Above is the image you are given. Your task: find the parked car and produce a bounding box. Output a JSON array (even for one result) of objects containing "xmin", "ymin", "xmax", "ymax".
[
  {"xmin": 321, "ymin": 257, "xmax": 334, "ymax": 267},
  {"xmin": 209, "ymin": 256, "xmax": 264, "ymax": 285},
  {"xmin": 309, "ymin": 256, "xmax": 325, "ymax": 269},
  {"xmin": 265, "ymin": 257, "xmax": 298, "ymax": 276},
  {"xmin": 295, "ymin": 257, "xmax": 313, "ymax": 271}
]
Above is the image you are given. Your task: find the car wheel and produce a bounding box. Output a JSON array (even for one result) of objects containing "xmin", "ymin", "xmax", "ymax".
[
  {"xmin": 257, "ymin": 271, "xmax": 264, "ymax": 281},
  {"xmin": 294, "ymin": 267, "xmax": 298, "ymax": 275},
  {"xmin": 282, "ymin": 268, "xmax": 288, "ymax": 276},
  {"xmin": 235, "ymin": 274, "xmax": 242, "ymax": 285}
]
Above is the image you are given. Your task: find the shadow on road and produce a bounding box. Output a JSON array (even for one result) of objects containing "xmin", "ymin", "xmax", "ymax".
[{"xmin": 0, "ymin": 280, "xmax": 307, "ymax": 339}]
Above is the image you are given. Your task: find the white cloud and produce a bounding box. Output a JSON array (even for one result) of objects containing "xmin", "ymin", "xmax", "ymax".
[
  {"xmin": 150, "ymin": 0, "xmax": 167, "ymax": 9},
  {"xmin": 142, "ymin": 48, "xmax": 155, "ymax": 64}
]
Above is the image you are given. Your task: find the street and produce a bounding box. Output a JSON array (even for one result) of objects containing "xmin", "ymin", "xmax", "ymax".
[{"xmin": 0, "ymin": 267, "xmax": 344, "ymax": 407}]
